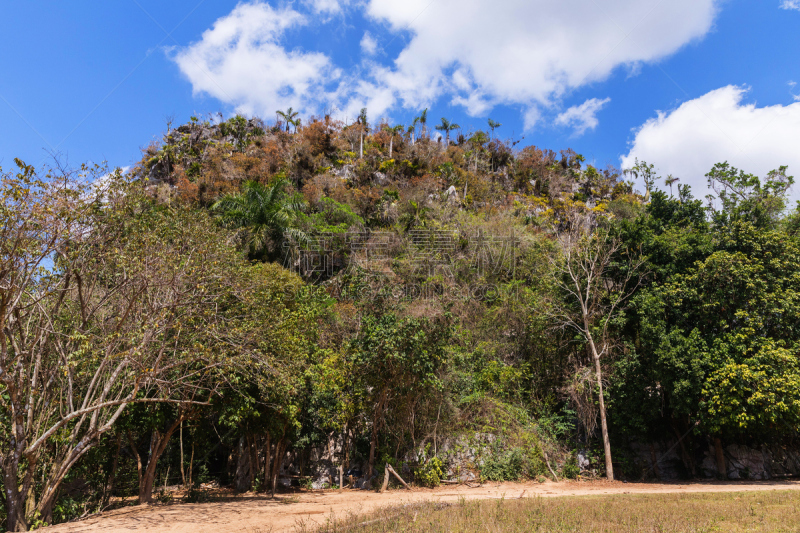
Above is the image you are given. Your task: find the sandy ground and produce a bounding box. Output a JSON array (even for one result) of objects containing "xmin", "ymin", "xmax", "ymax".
[{"xmin": 43, "ymin": 479, "xmax": 800, "ymax": 533}]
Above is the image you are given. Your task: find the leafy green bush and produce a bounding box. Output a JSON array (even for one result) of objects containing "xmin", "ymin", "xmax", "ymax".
[
  {"xmin": 416, "ymin": 456, "xmax": 445, "ymax": 488},
  {"xmin": 562, "ymin": 457, "xmax": 580, "ymax": 479},
  {"xmin": 481, "ymin": 448, "xmax": 524, "ymax": 481}
]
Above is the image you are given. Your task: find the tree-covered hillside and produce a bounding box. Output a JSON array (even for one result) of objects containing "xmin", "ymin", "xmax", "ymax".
[{"xmin": 1, "ymin": 112, "xmax": 798, "ymax": 531}]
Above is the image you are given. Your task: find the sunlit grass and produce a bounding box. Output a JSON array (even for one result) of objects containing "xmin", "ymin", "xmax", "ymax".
[{"xmin": 307, "ymin": 490, "xmax": 800, "ymax": 532}]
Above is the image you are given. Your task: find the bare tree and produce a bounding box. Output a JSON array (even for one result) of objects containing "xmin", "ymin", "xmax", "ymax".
[
  {"xmin": 0, "ymin": 162, "xmax": 245, "ymax": 530},
  {"xmin": 547, "ymin": 206, "xmax": 645, "ymax": 481}
]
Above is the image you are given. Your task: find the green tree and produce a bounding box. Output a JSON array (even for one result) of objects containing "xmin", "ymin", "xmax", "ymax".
[
  {"xmin": 435, "ymin": 118, "xmax": 460, "ymax": 146},
  {"xmin": 212, "ymin": 179, "xmax": 307, "ymax": 260},
  {"xmin": 276, "ymin": 107, "xmax": 299, "ymax": 133},
  {"xmin": 664, "ymin": 175, "xmax": 679, "ymax": 197},
  {"xmin": 349, "ymin": 314, "xmax": 452, "ymax": 477},
  {"xmin": 706, "ymin": 162, "xmax": 794, "ymax": 229},
  {"xmin": 385, "ymin": 124, "xmax": 404, "ymax": 158},
  {"xmin": 487, "ymin": 118, "xmax": 502, "ymax": 139},
  {"xmin": 357, "ymin": 107, "xmax": 369, "ymax": 159}
]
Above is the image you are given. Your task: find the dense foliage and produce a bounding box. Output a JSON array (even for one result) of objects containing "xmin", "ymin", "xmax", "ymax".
[{"xmin": 1, "ymin": 112, "xmax": 797, "ymax": 530}]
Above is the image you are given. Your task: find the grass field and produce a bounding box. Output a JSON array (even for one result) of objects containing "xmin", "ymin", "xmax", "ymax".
[{"xmin": 307, "ymin": 490, "xmax": 800, "ymax": 532}]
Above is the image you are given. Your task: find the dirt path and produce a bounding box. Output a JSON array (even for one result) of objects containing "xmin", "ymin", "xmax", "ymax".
[{"xmin": 43, "ymin": 479, "xmax": 800, "ymax": 533}]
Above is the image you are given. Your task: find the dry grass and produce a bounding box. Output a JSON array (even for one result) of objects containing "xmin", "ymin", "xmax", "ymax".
[{"xmin": 306, "ymin": 490, "xmax": 800, "ymax": 532}]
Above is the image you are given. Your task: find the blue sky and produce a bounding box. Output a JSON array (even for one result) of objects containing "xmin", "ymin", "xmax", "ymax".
[{"xmin": 1, "ymin": 1, "xmax": 798, "ymax": 198}]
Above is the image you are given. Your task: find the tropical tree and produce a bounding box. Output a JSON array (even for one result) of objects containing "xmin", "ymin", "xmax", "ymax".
[
  {"xmin": 664, "ymin": 175, "xmax": 680, "ymax": 197},
  {"xmin": 624, "ymin": 158, "xmax": 659, "ymax": 199},
  {"xmin": 276, "ymin": 107, "xmax": 299, "ymax": 133},
  {"xmin": 357, "ymin": 107, "xmax": 369, "ymax": 159},
  {"xmin": 385, "ymin": 124, "xmax": 404, "ymax": 158},
  {"xmin": 408, "ymin": 116, "xmax": 420, "ymax": 145},
  {"xmin": 435, "ymin": 118, "xmax": 460, "ymax": 146},
  {"xmin": 488, "ymin": 118, "xmax": 502, "ymax": 139},
  {"xmin": 419, "ymin": 108, "xmax": 428, "ymax": 138},
  {"xmin": 212, "ymin": 179, "xmax": 307, "ymax": 260}
]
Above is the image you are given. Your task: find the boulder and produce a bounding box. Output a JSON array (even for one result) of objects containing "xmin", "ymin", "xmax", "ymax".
[{"xmin": 373, "ymin": 171, "xmax": 390, "ymax": 186}]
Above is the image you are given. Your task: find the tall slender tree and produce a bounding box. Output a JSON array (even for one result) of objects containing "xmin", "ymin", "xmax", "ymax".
[
  {"xmin": 419, "ymin": 108, "xmax": 428, "ymax": 138},
  {"xmin": 488, "ymin": 118, "xmax": 502, "ymax": 140},
  {"xmin": 385, "ymin": 124, "xmax": 404, "ymax": 158},
  {"xmin": 357, "ymin": 108, "xmax": 369, "ymax": 159},
  {"xmin": 664, "ymin": 175, "xmax": 680, "ymax": 197},
  {"xmin": 435, "ymin": 118, "xmax": 460, "ymax": 146},
  {"xmin": 547, "ymin": 207, "xmax": 646, "ymax": 482},
  {"xmin": 276, "ymin": 107, "xmax": 299, "ymax": 133}
]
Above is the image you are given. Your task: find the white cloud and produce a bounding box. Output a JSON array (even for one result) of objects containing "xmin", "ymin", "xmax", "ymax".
[
  {"xmin": 621, "ymin": 86, "xmax": 800, "ymax": 201},
  {"xmin": 523, "ymin": 107, "xmax": 541, "ymax": 131},
  {"xmin": 305, "ymin": 0, "xmax": 346, "ymax": 15},
  {"xmin": 780, "ymin": 1, "xmax": 800, "ymax": 11},
  {"xmin": 360, "ymin": 32, "xmax": 378, "ymax": 55},
  {"xmin": 555, "ymin": 98, "xmax": 611, "ymax": 136},
  {"xmin": 364, "ymin": 0, "xmax": 720, "ymax": 114},
  {"xmin": 172, "ymin": 2, "xmax": 340, "ymax": 118},
  {"xmin": 173, "ymin": 0, "xmax": 721, "ymax": 124}
]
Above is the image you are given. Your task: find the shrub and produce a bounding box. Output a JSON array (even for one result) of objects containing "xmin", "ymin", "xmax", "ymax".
[
  {"xmin": 481, "ymin": 448, "xmax": 524, "ymax": 482},
  {"xmin": 416, "ymin": 456, "xmax": 445, "ymax": 488}
]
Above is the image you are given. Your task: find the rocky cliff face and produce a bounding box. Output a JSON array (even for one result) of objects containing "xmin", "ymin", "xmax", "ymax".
[{"xmin": 630, "ymin": 440, "xmax": 800, "ymax": 481}]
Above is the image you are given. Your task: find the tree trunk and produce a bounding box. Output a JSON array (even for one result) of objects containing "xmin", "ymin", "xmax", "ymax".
[
  {"xmin": 128, "ymin": 431, "xmax": 144, "ymax": 495},
  {"xmin": 650, "ymin": 443, "xmax": 661, "ymax": 480},
  {"xmin": 138, "ymin": 417, "xmax": 184, "ymax": 504},
  {"xmin": 368, "ymin": 424, "xmax": 378, "ymax": 478},
  {"xmin": 714, "ymin": 437, "xmax": 727, "ymax": 479},
  {"xmin": 270, "ymin": 439, "xmax": 286, "ymax": 498},
  {"xmin": 588, "ymin": 336, "xmax": 614, "ymax": 481},
  {"xmin": 672, "ymin": 421, "xmax": 696, "ymax": 477},
  {"xmin": 3, "ymin": 462, "xmax": 27, "ymax": 532},
  {"xmin": 105, "ymin": 434, "xmax": 123, "ymax": 506},
  {"xmin": 188, "ymin": 442, "xmax": 194, "ymax": 487},
  {"xmin": 380, "ymin": 466, "xmax": 390, "ymax": 493},
  {"xmin": 234, "ymin": 436, "xmax": 252, "ymax": 493},
  {"xmin": 262, "ymin": 433, "xmax": 272, "ymax": 492},
  {"xmin": 180, "ymin": 421, "xmax": 185, "ymax": 487},
  {"xmin": 389, "ymin": 138, "xmax": 393, "ymax": 158},
  {"xmin": 359, "ymin": 130, "xmax": 363, "ymax": 159}
]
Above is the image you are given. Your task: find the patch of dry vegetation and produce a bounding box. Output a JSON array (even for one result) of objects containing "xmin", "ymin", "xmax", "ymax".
[{"xmin": 308, "ymin": 491, "xmax": 800, "ymax": 532}]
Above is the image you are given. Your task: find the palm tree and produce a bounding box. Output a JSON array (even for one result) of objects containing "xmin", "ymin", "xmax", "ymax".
[
  {"xmin": 212, "ymin": 179, "xmax": 307, "ymax": 259},
  {"xmin": 276, "ymin": 108, "xmax": 299, "ymax": 133},
  {"xmin": 408, "ymin": 117, "xmax": 420, "ymax": 145},
  {"xmin": 488, "ymin": 119, "xmax": 502, "ymax": 140},
  {"xmin": 385, "ymin": 124, "xmax": 404, "ymax": 158},
  {"xmin": 664, "ymin": 175, "xmax": 680, "ymax": 197},
  {"xmin": 357, "ymin": 107, "xmax": 369, "ymax": 159},
  {"xmin": 419, "ymin": 108, "xmax": 428, "ymax": 138},
  {"xmin": 435, "ymin": 118, "xmax": 460, "ymax": 146}
]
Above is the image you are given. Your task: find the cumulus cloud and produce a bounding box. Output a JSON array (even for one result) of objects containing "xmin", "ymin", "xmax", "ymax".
[
  {"xmin": 173, "ymin": 1, "xmax": 722, "ymax": 123},
  {"xmin": 305, "ymin": 0, "xmax": 346, "ymax": 15},
  {"xmin": 523, "ymin": 107, "xmax": 542, "ymax": 131},
  {"xmin": 364, "ymin": 0, "xmax": 720, "ymax": 114},
  {"xmin": 172, "ymin": 2, "xmax": 340, "ymax": 118},
  {"xmin": 621, "ymin": 86, "xmax": 800, "ymax": 202},
  {"xmin": 780, "ymin": 1, "xmax": 800, "ymax": 11},
  {"xmin": 360, "ymin": 32, "xmax": 378, "ymax": 55},
  {"xmin": 555, "ymin": 98, "xmax": 611, "ymax": 136}
]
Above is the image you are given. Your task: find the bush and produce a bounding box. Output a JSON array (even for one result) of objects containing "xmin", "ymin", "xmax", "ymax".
[
  {"xmin": 481, "ymin": 448, "xmax": 524, "ymax": 482},
  {"xmin": 416, "ymin": 456, "xmax": 445, "ymax": 488},
  {"xmin": 562, "ymin": 457, "xmax": 580, "ymax": 479}
]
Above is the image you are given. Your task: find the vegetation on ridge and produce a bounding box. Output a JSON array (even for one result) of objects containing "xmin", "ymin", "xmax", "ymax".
[{"xmin": 1, "ymin": 110, "xmax": 798, "ymax": 531}]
